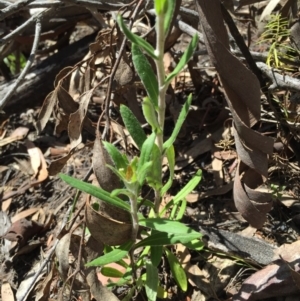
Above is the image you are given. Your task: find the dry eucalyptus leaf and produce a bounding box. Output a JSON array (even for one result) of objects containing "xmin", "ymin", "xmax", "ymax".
[
  {"xmin": 86, "ymin": 195, "xmax": 132, "ymax": 246},
  {"xmin": 92, "ymin": 129, "xmax": 121, "ymax": 192},
  {"xmin": 196, "ymin": 0, "xmax": 274, "ymax": 228}
]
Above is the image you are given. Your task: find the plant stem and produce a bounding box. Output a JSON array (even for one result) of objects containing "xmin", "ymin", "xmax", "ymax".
[
  {"xmin": 130, "ymin": 195, "xmax": 139, "ymax": 241},
  {"xmin": 154, "ymin": 12, "xmax": 167, "ymax": 214}
]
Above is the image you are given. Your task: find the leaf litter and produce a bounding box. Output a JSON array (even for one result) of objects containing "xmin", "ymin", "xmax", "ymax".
[{"xmin": 0, "ymin": 0, "xmax": 300, "ymax": 300}]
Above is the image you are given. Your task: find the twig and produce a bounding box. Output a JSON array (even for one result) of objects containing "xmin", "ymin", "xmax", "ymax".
[
  {"xmin": 257, "ymin": 62, "xmax": 300, "ymax": 92},
  {"xmin": 0, "ymin": 16, "xmax": 42, "ymax": 110},
  {"xmin": 0, "ymin": 12, "xmax": 38, "ymax": 46},
  {"xmin": 0, "ymin": 0, "xmax": 35, "ymax": 21}
]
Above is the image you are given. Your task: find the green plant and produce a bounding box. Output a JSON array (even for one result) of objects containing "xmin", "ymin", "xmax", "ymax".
[
  {"xmin": 270, "ymin": 183, "xmax": 286, "ymax": 200},
  {"xmin": 60, "ymin": 0, "xmax": 202, "ymax": 299},
  {"xmin": 258, "ymin": 14, "xmax": 298, "ymax": 70},
  {"xmin": 3, "ymin": 52, "xmax": 27, "ymax": 74}
]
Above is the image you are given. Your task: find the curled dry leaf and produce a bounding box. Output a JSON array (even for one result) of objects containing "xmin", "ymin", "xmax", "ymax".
[
  {"xmin": 86, "ymin": 195, "xmax": 132, "ymax": 246},
  {"xmin": 196, "ymin": 0, "xmax": 274, "ymax": 228},
  {"xmin": 2, "ymin": 219, "xmax": 44, "ymax": 252},
  {"xmin": 92, "ymin": 129, "xmax": 121, "ymax": 192}
]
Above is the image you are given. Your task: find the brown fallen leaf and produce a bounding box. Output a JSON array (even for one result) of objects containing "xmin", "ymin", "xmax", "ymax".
[
  {"xmin": 2, "ymin": 219, "xmax": 44, "ymax": 251},
  {"xmin": 233, "ymin": 240, "xmax": 300, "ymax": 300},
  {"xmin": 0, "ymin": 126, "xmax": 29, "ymax": 147},
  {"xmin": 25, "ymin": 140, "xmax": 48, "ymax": 182}
]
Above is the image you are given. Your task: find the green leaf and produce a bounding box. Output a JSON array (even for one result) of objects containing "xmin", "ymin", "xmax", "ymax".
[
  {"xmin": 86, "ymin": 241, "xmax": 133, "ymax": 267},
  {"xmin": 173, "ymin": 169, "xmax": 202, "ymax": 204},
  {"xmin": 120, "ymin": 105, "xmax": 147, "ymax": 150},
  {"xmin": 110, "ymin": 188, "xmax": 135, "ymax": 199},
  {"xmin": 183, "ymin": 239, "xmax": 205, "ymax": 251},
  {"xmin": 142, "ymin": 97, "xmax": 160, "ymax": 131},
  {"xmin": 163, "ymin": 94, "xmax": 193, "ymax": 150},
  {"xmin": 155, "ymin": 0, "xmax": 168, "ymax": 15},
  {"xmin": 139, "ymin": 218, "xmax": 201, "ymax": 236},
  {"xmin": 134, "ymin": 231, "xmax": 200, "ymax": 248},
  {"xmin": 132, "ymin": 44, "xmax": 158, "ymax": 107},
  {"xmin": 170, "ymin": 198, "xmax": 186, "ymax": 220},
  {"xmin": 175, "ymin": 198, "xmax": 187, "ymax": 220},
  {"xmin": 157, "ymin": 286, "xmax": 168, "ymax": 299},
  {"xmin": 60, "ymin": 173, "xmax": 130, "ymax": 212},
  {"xmin": 103, "ymin": 141, "xmax": 128, "ymax": 170},
  {"xmin": 137, "ymin": 132, "xmax": 156, "ymax": 185},
  {"xmin": 101, "ymin": 267, "xmax": 124, "ymax": 278},
  {"xmin": 165, "ymin": 34, "xmax": 198, "ymax": 84},
  {"xmin": 107, "ymin": 268, "xmax": 133, "ymax": 287},
  {"xmin": 165, "ymin": 247, "xmax": 187, "ymax": 292},
  {"xmin": 151, "ymin": 245, "xmax": 163, "ymax": 267},
  {"xmin": 161, "ymin": 145, "xmax": 175, "ymax": 195},
  {"xmin": 145, "ymin": 261, "xmax": 158, "ymax": 301},
  {"xmin": 117, "ymin": 15, "xmax": 157, "ymax": 60},
  {"xmin": 147, "ymin": 144, "xmax": 162, "ymax": 190},
  {"xmin": 164, "ymin": 0, "xmax": 176, "ymax": 35}
]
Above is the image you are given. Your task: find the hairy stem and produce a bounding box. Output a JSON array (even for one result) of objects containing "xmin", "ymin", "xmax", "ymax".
[
  {"xmin": 130, "ymin": 195, "xmax": 139, "ymax": 241},
  {"xmin": 154, "ymin": 12, "xmax": 167, "ymax": 214}
]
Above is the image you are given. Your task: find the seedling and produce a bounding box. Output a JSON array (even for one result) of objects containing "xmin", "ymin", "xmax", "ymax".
[{"xmin": 61, "ymin": 0, "xmax": 203, "ymax": 299}]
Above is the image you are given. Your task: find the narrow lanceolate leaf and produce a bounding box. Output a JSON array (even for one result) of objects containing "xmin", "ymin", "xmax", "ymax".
[
  {"xmin": 132, "ymin": 44, "xmax": 158, "ymax": 107},
  {"xmin": 145, "ymin": 262, "xmax": 159, "ymax": 301},
  {"xmin": 134, "ymin": 231, "xmax": 201, "ymax": 248},
  {"xmin": 155, "ymin": 0, "xmax": 168, "ymax": 15},
  {"xmin": 151, "ymin": 245, "xmax": 163, "ymax": 267},
  {"xmin": 165, "ymin": 34, "xmax": 199, "ymax": 84},
  {"xmin": 117, "ymin": 15, "xmax": 157, "ymax": 60},
  {"xmin": 173, "ymin": 169, "xmax": 202, "ymax": 204},
  {"xmin": 59, "ymin": 173, "xmax": 130, "ymax": 212},
  {"xmin": 183, "ymin": 239, "xmax": 205, "ymax": 251},
  {"xmin": 176, "ymin": 198, "xmax": 187, "ymax": 220},
  {"xmin": 164, "ymin": 0, "xmax": 176, "ymax": 35},
  {"xmin": 139, "ymin": 219, "xmax": 201, "ymax": 236},
  {"xmin": 142, "ymin": 97, "xmax": 160, "ymax": 131},
  {"xmin": 161, "ymin": 145, "xmax": 175, "ymax": 195},
  {"xmin": 103, "ymin": 141, "xmax": 128, "ymax": 170},
  {"xmin": 101, "ymin": 267, "xmax": 124, "ymax": 278},
  {"xmin": 163, "ymin": 94, "xmax": 193, "ymax": 150},
  {"xmin": 120, "ymin": 105, "xmax": 147, "ymax": 150},
  {"xmin": 86, "ymin": 241, "xmax": 133, "ymax": 267},
  {"xmin": 165, "ymin": 247, "xmax": 188, "ymax": 292},
  {"xmin": 137, "ymin": 132, "xmax": 155, "ymax": 185},
  {"xmin": 147, "ymin": 144, "xmax": 162, "ymax": 190}
]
